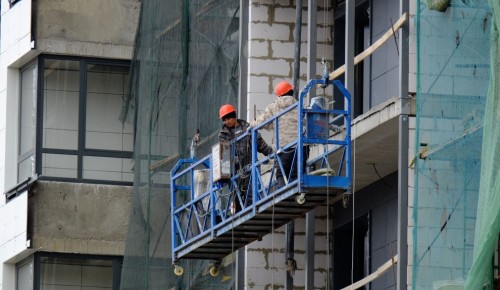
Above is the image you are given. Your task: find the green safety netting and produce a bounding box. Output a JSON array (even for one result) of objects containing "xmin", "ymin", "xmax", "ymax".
[
  {"xmin": 120, "ymin": 0, "xmax": 240, "ymax": 288},
  {"xmin": 414, "ymin": 0, "xmax": 499, "ymax": 289},
  {"xmin": 464, "ymin": 0, "xmax": 500, "ymax": 288}
]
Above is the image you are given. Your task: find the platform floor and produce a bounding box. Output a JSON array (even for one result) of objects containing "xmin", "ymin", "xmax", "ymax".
[{"xmin": 175, "ymin": 183, "xmax": 346, "ymax": 261}]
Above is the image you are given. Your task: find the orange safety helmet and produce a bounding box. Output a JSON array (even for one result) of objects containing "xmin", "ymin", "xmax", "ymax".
[
  {"xmin": 219, "ymin": 104, "xmax": 237, "ymax": 119},
  {"xmin": 274, "ymin": 81, "xmax": 294, "ymax": 96}
]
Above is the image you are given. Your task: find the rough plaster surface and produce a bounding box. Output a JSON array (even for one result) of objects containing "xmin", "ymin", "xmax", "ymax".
[
  {"xmin": 34, "ymin": 0, "xmax": 140, "ymax": 59},
  {"xmin": 32, "ymin": 181, "xmax": 132, "ymax": 255}
]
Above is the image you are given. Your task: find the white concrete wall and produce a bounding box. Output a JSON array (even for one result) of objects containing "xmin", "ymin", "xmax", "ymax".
[
  {"xmin": 0, "ymin": 0, "xmax": 139, "ymax": 288},
  {"xmin": 0, "ymin": 0, "xmax": 33, "ymax": 194},
  {"xmin": 0, "ymin": 1, "xmax": 34, "ymax": 288},
  {"xmin": 0, "ymin": 191, "xmax": 29, "ymax": 290}
]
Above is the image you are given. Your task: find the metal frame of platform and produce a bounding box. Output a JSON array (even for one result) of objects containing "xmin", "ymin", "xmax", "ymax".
[{"xmin": 170, "ymin": 79, "xmax": 352, "ymax": 264}]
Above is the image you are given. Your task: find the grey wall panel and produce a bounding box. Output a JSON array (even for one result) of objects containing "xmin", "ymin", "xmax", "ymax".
[
  {"xmin": 333, "ymin": 171, "xmax": 398, "ymax": 290},
  {"xmin": 369, "ymin": 0, "xmax": 401, "ymax": 109}
]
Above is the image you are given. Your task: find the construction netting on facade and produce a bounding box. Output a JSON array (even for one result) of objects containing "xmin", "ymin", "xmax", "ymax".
[
  {"xmin": 120, "ymin": 0, "xmax": 240, "ymax": 288},
  {"xmin": 413, "ymin": 0, "xmax": 499, "ymax": 289}
]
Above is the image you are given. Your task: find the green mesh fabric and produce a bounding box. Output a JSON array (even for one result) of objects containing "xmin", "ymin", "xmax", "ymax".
[
  {"xmin": 120, "ymin": 0, "xmax": 240, "ymax": 288},
  {"xmin": 464, "ymin": 0, "xmax": 500, "ymax": 288},
  {"xmin": 413, "ymin": 0, "xmax": 494, "ymax": 289}
]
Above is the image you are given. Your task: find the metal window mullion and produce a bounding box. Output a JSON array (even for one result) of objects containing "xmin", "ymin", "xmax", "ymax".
[
  {"xmin": 112, "ymin": 258, "xmax": 121, "ymax": 290},
  {"xmin": 33, "ymin": 253, "xmax": 40, "ymax": 290},
  {"xmin": 78, "ymin": 60, "xmax": 87, "ymax": 180},
  {"xmin": 36, "ymin": 57, "xmax": 44, "ymax": 177}
]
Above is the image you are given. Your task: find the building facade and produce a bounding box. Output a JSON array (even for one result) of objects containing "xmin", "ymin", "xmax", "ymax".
[{"xmin": 1, "ymin": 0, "xmax": 496, "ymax": 289}]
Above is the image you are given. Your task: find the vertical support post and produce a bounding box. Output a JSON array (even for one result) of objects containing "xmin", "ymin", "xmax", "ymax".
[
  {"xmin": 285, "ymin": 221, "xmax": 295, "ymax": 290},
  {"xmin": 235, "ymin": 248, "xmax": 246, "ymax": 290},
  {"xmin": 239, "ymin": 0, "xmax": 249, "ymax": 119},
  {"xmin": 305, "ymin": 209, "xmax": 316, "ymax": 290},
  {"xmin": 305, "ymin": 1, "xmax": 317, "ymax": 289},
  {"xmin": 287, "ymin": 1, "xmax": 303, "ymax": 288},
  {"xmin": 251, "ymin": 130, "xmax": 258, "ymax": 215},
  {"xmin": 292, "ymin": 0, "xmax": 303, "ymax": 99},
  {"xmin": 398, "ymin": 115, "xmax": 409, "ymax": 290},
  {"xmin": 171, "ymin": 178, "xmax": 177, "ymax": 261},
  {"xmin": 345, "ymin": 0, "xmax": 355, "ymax": 102},
  {"xmin": 398, "ymin": 0, "xmax": 409, "ymax": 288},
  {"xmin": 307, "ymin": 0, "xmax": 317, "ymax": 104}
]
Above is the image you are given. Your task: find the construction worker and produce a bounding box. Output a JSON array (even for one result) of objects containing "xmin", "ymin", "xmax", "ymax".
[
  {"xmin": 248, "ymin": 81, "xmax": 308, "ymax": 188},
  {"xmin": 218, "ymin": 104, "xmax": 274, "ymax": 212}
]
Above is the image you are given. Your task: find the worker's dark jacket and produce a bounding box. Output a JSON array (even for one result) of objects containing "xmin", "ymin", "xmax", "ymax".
[{"xmin": 219, "ymin": 119, "xmax": 273, "ymax": 172}]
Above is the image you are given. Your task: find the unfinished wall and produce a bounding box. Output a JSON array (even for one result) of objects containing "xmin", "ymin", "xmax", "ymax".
[
  {"xmin": 245, "ymin": 2, "xmax": 336, "ymax": 288},
  {"xmin": 246, "ymin": 0, "xmax": 334, "ymax": 121},
  {"xmin": 31, "ymin": 181, "xmax": 132, "ymax": 256},
  {"xmin": 412, "ymin": 0, "xmax": 491, "ymax": 288},
  {"xmin": 34, "ymin": 0, "xmax": 140, "ymax": 59}
]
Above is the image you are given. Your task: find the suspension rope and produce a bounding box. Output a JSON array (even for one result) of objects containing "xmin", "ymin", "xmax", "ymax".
[
  {"xmin": 271, "ymin": 187, "xmax": 276, "ymax": 289},
  {"xmin": 325, "ymin": 143, "xmax": 331, "ymax": 289},
  {"xmin": 351, "ymin": 117, "xmax": 357, "ymax": 287}
]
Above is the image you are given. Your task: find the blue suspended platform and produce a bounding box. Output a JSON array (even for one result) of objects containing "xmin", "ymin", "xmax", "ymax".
[{"xmin": 170, "ymin": 79, "xmax": 352, "ymax": 265}]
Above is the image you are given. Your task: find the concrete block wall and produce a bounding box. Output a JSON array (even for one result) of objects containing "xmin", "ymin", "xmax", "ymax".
[
  {"xmin": 245, "ymin": 1, "xmax": 335, "ymax": 288},
  {"xmin": 246, "ymin": 206, "xmax": 331, "ymax": 289},
  {"xmin": 246, "ymin": 0, "xmax": 334, "ymax": 122},
  {"xmin": 417, "ymin": 0, "xmax": 491, "ymax": 98}
]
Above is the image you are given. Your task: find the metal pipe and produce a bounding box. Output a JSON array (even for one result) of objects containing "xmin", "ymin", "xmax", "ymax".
[
  {"xmin": 345, "ymin": 0, "xmax": 354, "ymax": 107},
  {"xmin": 285, "ymin": 221, "xmax": 295, "ymax": 290},
  {"xmin": 397, "ymin": 0, "xmax": 409, "ymax": 287},
  {"xmin": 286, "ymin": 1, "xmax": 303, "ymax": 288},
  {"xmin": 292, "ymin": 0, "xmax": 303, "ymax": 99},
  {"xmin": 305, "ymin": 0, "xmax": 317, "ymax": 286}
]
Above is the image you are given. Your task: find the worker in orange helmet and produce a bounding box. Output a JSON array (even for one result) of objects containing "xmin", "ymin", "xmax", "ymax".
[
  {"xmin": 248, "ymin": 80, "xmax": 308, "ymax": 188},
  {"xmin": 218, "ymin": 104, "xmax": 273, "ymax": 212}
]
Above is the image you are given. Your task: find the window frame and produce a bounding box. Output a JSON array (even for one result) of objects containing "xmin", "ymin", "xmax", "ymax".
[
  {"xmin": 20, "ymin": 55, "xmax": 134, "ymax": 186},
  {"xmin": 32, "ymin": 252, "xmax": 122, "ymax": 290},
  {"xmin": 18, "ymin": 61, "xmax": 39, "ymax": 182}
]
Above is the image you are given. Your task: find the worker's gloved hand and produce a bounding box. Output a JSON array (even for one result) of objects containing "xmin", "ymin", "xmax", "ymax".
[
  {"xmin": 246, "ymin": 126, "xmax": 253, "ymax": 134},
  {"xmin": 264, "ymin": 146, "xmax": 274, "ymax": 157}
]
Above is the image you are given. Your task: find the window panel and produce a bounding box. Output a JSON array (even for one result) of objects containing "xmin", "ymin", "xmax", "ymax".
[
  {"xmin": 19, "ymin": 64, "xmax": 37, "ymax": 158},
  {"xmin": 85, "ymin": 64, "xmax": 132, "ymax": 151},
  {"xmin": 42, "ymin": 154, "xmax": 78, "ymax": 178},
  {"xmin": 40, "ymin": 257, "xmax": 112, "ymax": 290},
  {"xmin": 83, "ymin": 156, "xmax": 133, "ymax": 182},
  {"xmin": 20, "ymin": 57, "xmax": 133, "ymax": 185},
  {"xmin": 18, "ymin": 155, "xmax": 35, "ymax": 182},
  {"xmin": 43, "ymin": 60, "xmax": 80, "ymax": 150},
  {"xmin": 16, "ymin": 259, "xmax": 33, "ymax": 290}
]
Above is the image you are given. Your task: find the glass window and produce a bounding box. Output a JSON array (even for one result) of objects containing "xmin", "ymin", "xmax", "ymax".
[
  {"xmin": 18, "ymin": 63, "xmax": 38, "ymax": 182},
  {"xmin": 40, "ymin": 256, "xmax": 113, "ymax": 290},
  {"xmin": 22, "ymin": 56, "xmax": 134, "ymax": 185},
  {"xmin": 85, "ymin": 64, "xmax": 133, "ymax": 151},
  {"xmin": 42, "ymin": 153, "xmax": 78, "ymax": 178},
  {"xmin": 83, "ymin": 156, "xmax": 133, "ymax": 182},
  {"xmin": 16, "ymin": 259, "xmax": 33, "ymax": 290},
  {"xmin": 43, "ymin": 59, "xmax": 80, "ymax": 150}
]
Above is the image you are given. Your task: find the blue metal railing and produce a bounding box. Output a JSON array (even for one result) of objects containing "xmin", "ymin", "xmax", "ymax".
[{"xmin": 170, "ymin": 79, "xmax": 352, "ymax": 262}]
